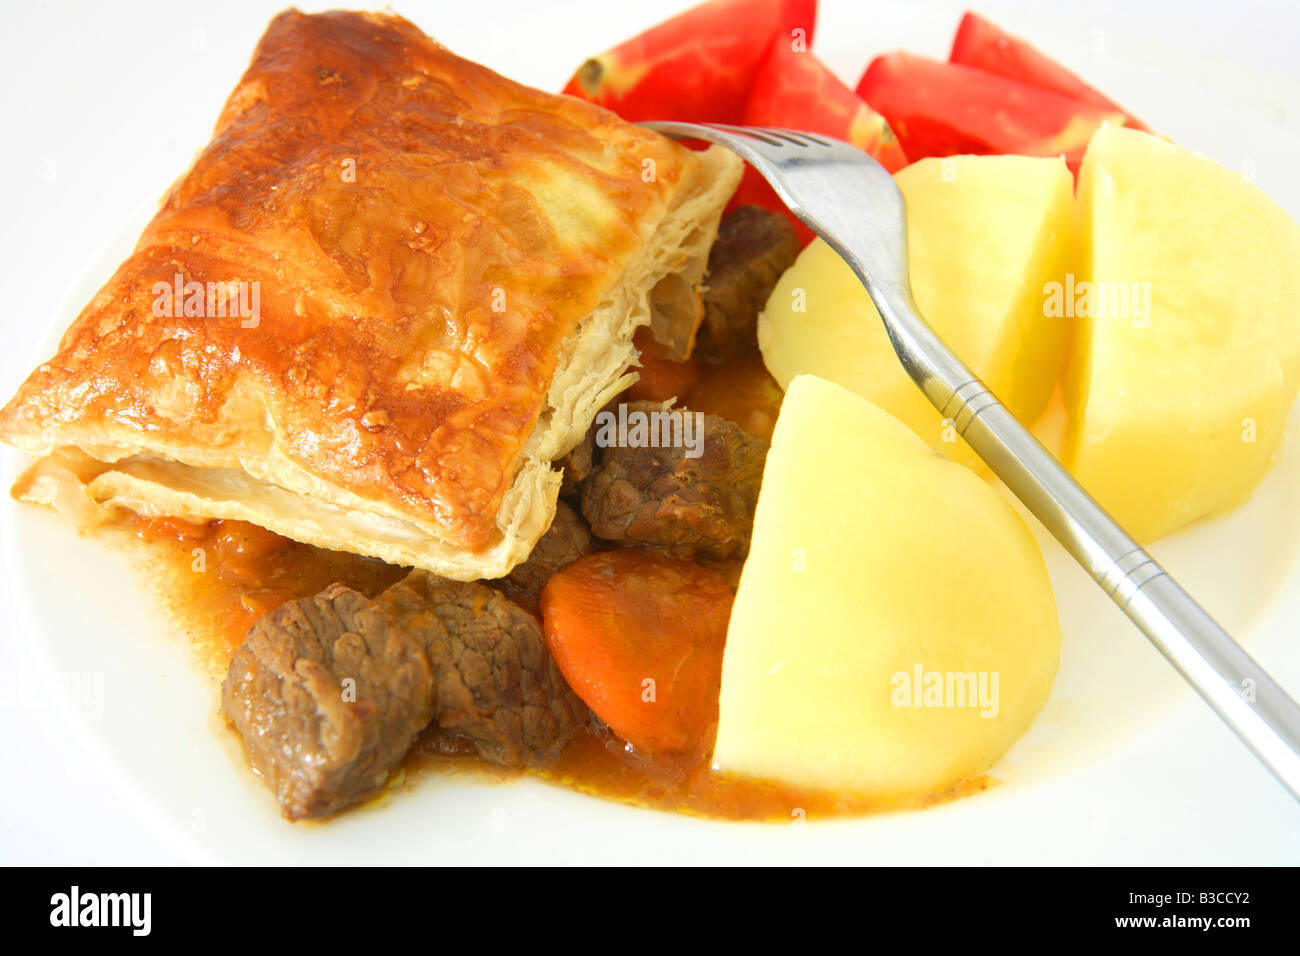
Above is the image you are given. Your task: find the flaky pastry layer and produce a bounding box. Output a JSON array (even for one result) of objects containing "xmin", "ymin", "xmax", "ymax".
[{"xmin": 0, "ymin": 10, "xmax": 742, "ymax": 578}]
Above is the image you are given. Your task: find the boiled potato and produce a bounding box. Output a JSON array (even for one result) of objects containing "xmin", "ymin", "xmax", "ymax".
[
  {"xmin": 759, "ymin": 154, "xmax": 1075, "ymax": 470},
  {"xmin": 713, "ymin": 374, "xmax": 1061, "ymax": 798},
  {"xmin": 1064, "ymin": 125, "xmax": 1300, "ymax": 542}
]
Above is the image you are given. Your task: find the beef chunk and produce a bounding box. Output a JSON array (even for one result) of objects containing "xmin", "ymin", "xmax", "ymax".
[
  {"xmin": 222, "ymin": 571, "xmax": 588, "ymax": 820},
  {"xmin": 558, "ymin": 429, "xmax": 594, "ymax": 500},
  {"xmin": 391, "ymin": 572, "xmax": 589, "ymax": 768},
  {"xmin": 494, "ymin": 500, "xmax": 595, "ymax": 613},
  {"xmin": 696, "ymin": 205, "xmax": 800, "ymax": 360},
  {"xmin": 580, "ymin": 401, "xmax": 768, "ymax": 560},
  {"xmin": 221, "ymin": 583, "xmax": 436, "ymax": 820}
]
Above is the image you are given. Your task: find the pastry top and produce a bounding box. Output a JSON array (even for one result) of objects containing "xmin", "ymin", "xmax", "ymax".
[{"xmin": 0, "ymin": 9, "xmax": 710, "ymax": 553}]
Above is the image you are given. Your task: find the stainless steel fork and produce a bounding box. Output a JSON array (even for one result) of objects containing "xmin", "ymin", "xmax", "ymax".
[{"xmin": 645, "ymin": 120, "xmax": 1300, "ymax": 800}]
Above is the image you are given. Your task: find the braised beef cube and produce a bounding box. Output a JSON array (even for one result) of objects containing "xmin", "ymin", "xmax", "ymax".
[
  {"xmin": 392, "ymin": 572, "xmax": 589, "ymax": 768},
  {"xmin": 558, "ymin": 428, "xmax": 595, "ymax": 500},
  {"xmin": 580, "ymin": 401, "xmax": 767, "ymax": 560},
  {"xmin": 222, "ymin": 572, "xmax": 588, "ymax": 820},
  {"xmin": 221, "ymin": 583, "xmax": 436, "ymax": 821},
  {"xmin": 696, "ymin": 205, "xmax": 800, "ymax": 360}
]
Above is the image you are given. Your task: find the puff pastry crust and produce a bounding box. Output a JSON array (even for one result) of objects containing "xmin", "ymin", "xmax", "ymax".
[{"xmin": 0, "ymin": 10, "xmax": 741, "ymax": 578}]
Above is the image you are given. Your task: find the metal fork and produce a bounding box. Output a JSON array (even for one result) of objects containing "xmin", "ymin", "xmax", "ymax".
[{"xmin": 645, "ymin": 120, "xmax": 1300, "ymax": 800}]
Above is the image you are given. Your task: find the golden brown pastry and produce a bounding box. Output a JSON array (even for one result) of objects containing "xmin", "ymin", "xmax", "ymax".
[{"xmin": 0, "ymin": 10, "xmax": 741, "ymax": 578}]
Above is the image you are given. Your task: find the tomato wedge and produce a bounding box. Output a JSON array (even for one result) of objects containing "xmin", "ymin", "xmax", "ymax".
[
  {"xmin": 950, "ymin": 11, "xmax": 1147, "ymax": 131},
  {"xmin": 736, "ymin": 38, "xmax": 907, "ymax": 243},
  {"xmin": 857, "ymin": 51, "xmax": 1125, "ymax": 172},
  {"xmin": 540, "ymin": 549, "xmax": 733, "ymax": 757},
  {"xmin": 562, "ymin": 0, "xmax": 817, "ymax": 123},
  {"xmin": 745, "ymin": 38, "xmax": 906, "ymax": 171}
]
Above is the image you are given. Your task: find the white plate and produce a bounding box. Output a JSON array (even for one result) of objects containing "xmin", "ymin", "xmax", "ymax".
[{"xmin": 5, "ymin": 0, "xmax": 1300, "ymax": 864}]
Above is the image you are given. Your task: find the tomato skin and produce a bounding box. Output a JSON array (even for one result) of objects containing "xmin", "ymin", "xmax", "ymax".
[
  {"xmin": 734, "ymin": 37, "xmax": 907, "ymax": 243},
  {"xmin": 856, "ymin": 52, "xmax": 1125, "ymax": 173},
  {"xmin": 744, "ymin": 39, "xmax": 906, "ymax": 171},
  {"xmin": 540, "ymin": 549, "xmax": 733, "ymax": 757},
  {"xmin": 562, "ymin": 0, "xmax": 817, "ymax": 124},
  {"xmin": 949, "ymin": 12, "xmax": 1148, "ymax": 131}
]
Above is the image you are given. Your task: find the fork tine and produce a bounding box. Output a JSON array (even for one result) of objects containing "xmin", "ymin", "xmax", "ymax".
[
  {"xmin": 756, "ymin": 128, "xmax": 813, "ymax": 148},
  {"xmin": 790, "ymin": 130, "xmax": 835, "ymax": 148},
  {"xmin": 707, "ymin": 123, "xmax": 788, "ymax": 147},
  {"xmin": 751, "ymin": 127, "xmax": 837, "ymax": 148}
]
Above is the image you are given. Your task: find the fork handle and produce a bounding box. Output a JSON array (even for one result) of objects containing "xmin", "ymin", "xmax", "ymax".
[{"xmin": 871, "ymin": 282, "xmax": 1300, "ymax": 800}]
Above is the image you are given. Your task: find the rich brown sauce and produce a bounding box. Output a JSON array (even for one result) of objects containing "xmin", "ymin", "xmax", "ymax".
[{"xmin": 115, "ymin": 357, "xmax": 989, "ymax": 822}]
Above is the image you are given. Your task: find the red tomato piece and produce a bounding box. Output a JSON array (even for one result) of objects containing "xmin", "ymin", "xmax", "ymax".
[
  {"xmin": 562, "ymin": 0, "xmax": 817, "ymax": 124},
  {"xmin": 949, "ymin": 11, "xmax": 1148, "ymax": 131},
  {"xmin": 745, "ymin": 38, "xmax": 907, "ymax": 171},
  {"xmin": 735, "ymin": 37, "xmax": 908, "ymax": 243},
  {"xmin": 856, "ymin": 52, "xmax": 1126, "ymax": 173}
]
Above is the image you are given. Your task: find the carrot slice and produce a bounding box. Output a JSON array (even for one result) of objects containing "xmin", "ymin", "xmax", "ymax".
[
  {"xmin": 540, "ymin": 549, "xmax": 733, "ymax": 756},
  {"xmin": 626, "ymin": 357, "xmax": 700, "ymax": 403},
  {"xmin": 626, "ymin": 327, "xmax": 700, "ymax": 403}
]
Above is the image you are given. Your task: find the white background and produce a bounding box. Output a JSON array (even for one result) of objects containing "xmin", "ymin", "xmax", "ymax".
[{"xmin": 1, "ymin": 0, "xmax": 1298, "ymax": 864}]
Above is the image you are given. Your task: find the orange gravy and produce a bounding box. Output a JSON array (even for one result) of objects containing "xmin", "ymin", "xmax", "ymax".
[
  {"xmin": 121, "ymin": 511, "xmax": 989, "ymax": 823},
  {"xmin": 114, "ymin": 359, "xmax": 989, "ymax": 822},
  {"xmin": 684, "ymin": 355, "xmax": 785, "ymax": 442}
]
